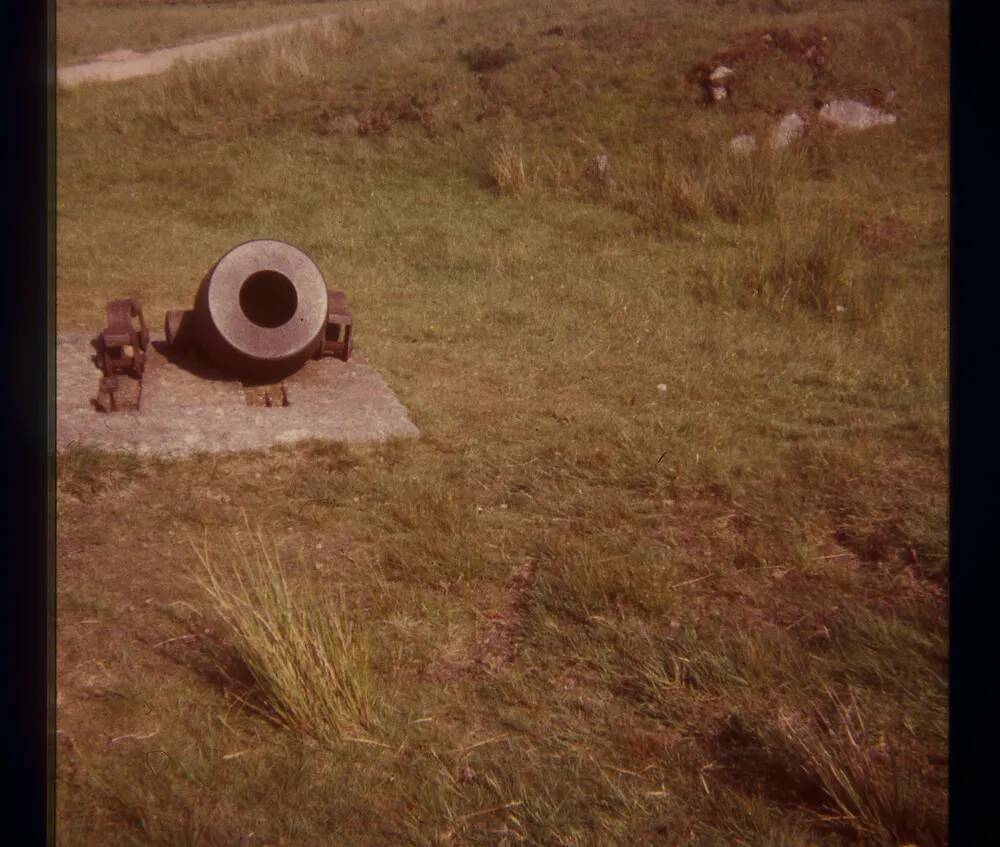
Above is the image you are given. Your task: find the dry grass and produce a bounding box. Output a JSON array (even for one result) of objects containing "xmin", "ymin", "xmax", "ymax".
[
  {"xmin": 459, "ymin": 41, "xmax": 518, "ymax": 72},
  {"xmin": 776, "ymin": 687, "xmax": 947, "ymax": 844},
  {"xmin": 56, "ymin": 0, "xmax": 352, "ymax": 65},
  {"xmin": 701, "ymin": 209, "xmax": 889, "ymax": 321},
  {"xmin": 57, "ymin": 0, "xmax": 479, "ymax": 66},
  {"xmin": 614, "ymin": 143, "xmax": 783, "ymax": 232},
  {"xmin": 189, "ymin": 521, "xmax": 376, "ymax": 745},
  {"xmin": 129, "ymin": 15, "xmax": 365, "ymax": 123},
  {"xmin": 488, "ymin": 141, "xmax": 529, "ymax": 194},
  {"xmin": 481, "ymin": 132, "xmax": 788, "ymax": 238}
]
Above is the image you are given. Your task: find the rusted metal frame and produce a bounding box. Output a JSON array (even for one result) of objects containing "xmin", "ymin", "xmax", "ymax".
[
  {"xmin": 94, "ymin": 377, "xmax": 119, "ymax": 414},
  {"xmin": 98, "ymin": 297, "xmax": 150, "ymax": 377},
  {"xmin": 93, "ymin": 297, "xmax": 149, "ymax": 413},
  {"xmin": 318, "ymin": 289, "xmax": 353, "ymax": 362}
]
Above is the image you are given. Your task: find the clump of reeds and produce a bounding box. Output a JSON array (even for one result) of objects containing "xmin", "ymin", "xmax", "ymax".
[{"xmin": 190, "ymin": 522, "xmax": 376, "ymax": 746}]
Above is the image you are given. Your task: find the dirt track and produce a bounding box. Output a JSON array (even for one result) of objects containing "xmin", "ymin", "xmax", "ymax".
[
  {"xmin": 58, "ymin": 13, "xmax": 345, "ymax": 87},
  {"xmin": 57, "ymin": 0, "xmax": 445, "ymax": 87}
]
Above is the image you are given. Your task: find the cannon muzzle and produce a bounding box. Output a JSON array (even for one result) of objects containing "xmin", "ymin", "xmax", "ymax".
[{"xmin": 165, "ymin": 239, "xmax": 352, "ymax": 381}]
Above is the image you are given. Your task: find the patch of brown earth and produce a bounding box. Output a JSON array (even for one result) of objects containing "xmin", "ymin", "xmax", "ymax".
[
  {"xmin": 857, "ymin": 213, "xmax": 916, "ymax": 248},
  {"xmin": 422, "ymin": 557, "xmax": 536, "ymax": 680}
]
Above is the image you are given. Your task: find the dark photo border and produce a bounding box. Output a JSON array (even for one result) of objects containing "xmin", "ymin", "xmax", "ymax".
[
  {"xmin": 0, "ymin": 0, "xmax": 55, "ymax": 842},
  {"xmin": 950, "ymin": 3, "xmax": 996, "ymax": 846},
  {"xmin": 0, "ymin": 0, "xmax": 990, "ymax": 843}
]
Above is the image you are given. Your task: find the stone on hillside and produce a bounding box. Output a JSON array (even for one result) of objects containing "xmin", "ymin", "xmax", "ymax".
[
  {"xmin": 730, "ymin": 134, "xmax": 757, "ymax": 155},
  {"xmin": 709, "ymin": 65, "xmax": 734, "ymax": 102},
  {"xmin": 818, "ymin": 99, "xmax": 896, "ymax": 131},
  {"xmin": 769, "ymin": 112, "xmax": 805, "ymax": 150}
]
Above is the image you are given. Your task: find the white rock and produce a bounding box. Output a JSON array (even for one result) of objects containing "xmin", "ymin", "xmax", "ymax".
[
  {"xmin": 730, "ymin": 134, "xmax": 757, "ymax": 155},
  {"xmin": 818, "ymin": 99, "xmax": 896, "ymax": 131},
  {"xmin": 657, "ymin": 384, "xmax": 668, "ymax": 393},
  {"xmin": 708, "ymin": 66, "xmax": 733, "ymax": 103},
  {"xmin": 769, "ymin": 112, "xmax": 805, "ymax": 150}
]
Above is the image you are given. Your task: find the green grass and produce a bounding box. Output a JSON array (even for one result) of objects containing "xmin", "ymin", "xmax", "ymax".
[
  {"xmin": 698, "ymin": 207, "xmax": 892, "ymax": 320},
  {"xmin": 57, "ymin": 0, "xmax": 948, "ymax": 843}
]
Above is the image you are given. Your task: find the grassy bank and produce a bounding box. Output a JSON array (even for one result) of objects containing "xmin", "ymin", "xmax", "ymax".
[
  {"xmin": 57, "ymin": 0, "xmax": 948, "ymax": 843},
  {"xmin": 57, "ymin": 0, "xmax": 353, "ymax": 65}
]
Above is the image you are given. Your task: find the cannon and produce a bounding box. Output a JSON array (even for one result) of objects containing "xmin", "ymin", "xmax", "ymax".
[
  {"xmin": 165, "ymin": 239, "xmax": 352, "ymax": 381},
  {"xmin": 92, "ymin": 240, "xmax": 353, "ymax": 411}
]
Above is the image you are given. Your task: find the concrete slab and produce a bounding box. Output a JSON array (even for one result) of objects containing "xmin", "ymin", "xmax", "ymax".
[{"xmin": 56, "ymin": 332, "xmax": 419, "ymax": 456}]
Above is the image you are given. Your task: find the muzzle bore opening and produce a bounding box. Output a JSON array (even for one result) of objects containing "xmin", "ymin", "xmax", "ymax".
[{"xmin": 238, "ymin": 270, "xmax": 298, "ymax": 328}]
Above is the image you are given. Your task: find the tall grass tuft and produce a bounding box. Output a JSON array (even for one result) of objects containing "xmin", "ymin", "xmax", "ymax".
[
  {"xmin": 776, "ymin": 687, "xmax": 946, "ymax": 845},
  {"xmin": 488, "ymin": 142, "xmax": 530, "ymax": 194},
  {"xmin": 702, "ymin": 211, "xmax": 887, "ymax": 321},
  {"xmin": 707, "ymin": 147, "xmax": 781, "ymax": 223},
  {"xmin": 190, "ymin": 523, "xmax": 376, "ymax": 746},
  {"xmin": 609, "ymin": 143, "xmax": 783, "ymax": 234}
]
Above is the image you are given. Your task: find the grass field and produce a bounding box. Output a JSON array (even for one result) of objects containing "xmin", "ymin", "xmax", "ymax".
[
  {"xmin": 56, "ymin": 0, "xmax": 354, "ymax": 65},
  {"xmin": 56, "ymin": 0, "xmax": 949, "ymax": 843}
]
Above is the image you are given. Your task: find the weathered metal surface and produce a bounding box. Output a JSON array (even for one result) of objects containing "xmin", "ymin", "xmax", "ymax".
[
  {"xmin": 93, "ymin": 297, "xmax": 149, "ymax": 412},
  {"xmin": 319, "ymin": 289, "xmax": 353, "ymax": 362},
  {"xmin": 243, "ymin": 382, "xmax": 289, "ymax": 408},
  {"xmin": 94, "ymin": 375, "xmax": 141, "ymax": 414},
  {"xmin": 94, "ymin": 376, "xmax": 118, "ymax": 413},
  {"xmin": 164, "ymin": 308, "xmax": 197, "ymax": 350},
  {"xmin": 167, "ymin": 239, "xmax": 352, "ymax": 381},
  {"xmin": 95, "ymin": 297, "xmax": 150, "ymax": 377}
]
